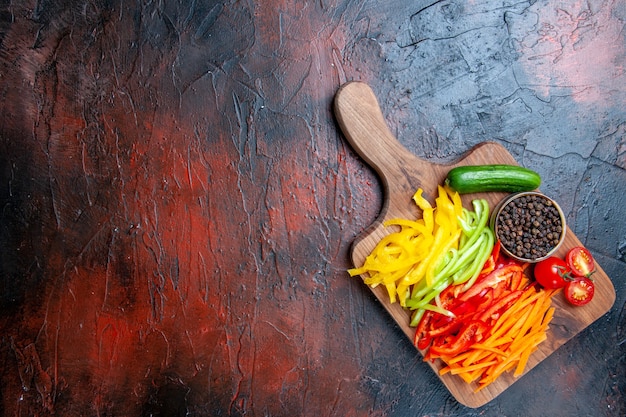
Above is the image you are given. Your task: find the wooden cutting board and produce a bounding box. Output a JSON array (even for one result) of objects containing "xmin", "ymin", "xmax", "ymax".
[{"xmin": 334, "ymin": 81, "xmax": 617, "ymax": 408}]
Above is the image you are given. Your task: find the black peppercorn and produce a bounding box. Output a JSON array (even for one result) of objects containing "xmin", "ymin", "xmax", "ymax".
[{"xmin": 495, "ymin": 193, "xmax": 564, "ymax": 261}]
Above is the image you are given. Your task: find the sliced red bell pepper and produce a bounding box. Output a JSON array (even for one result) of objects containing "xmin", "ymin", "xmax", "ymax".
[
  {"xmin": 448, "ymin": 299, "xmax": 479, "ymax": 317},
  {"xmin": 490, "ymin": 275, "xmax": 510, "ymax": 300},
  {"xmin": 459, "ymin": 264, "xmax": 522, "ymax": 302},
  {"xmin": 473, "ymin": 288, "xmax": 495, "ymax": 312},
  {"xmin": 447, "ymin": 288, "xmax": 494, "ymax": 318},
  {"xmin": 437, "ymin": 285, "xmax": 458, "ymax": 310},
  {"xmin": 414, "ymin": 310, "xmax": 435, "ymax": 350},
  {"xmin": 479, "ymin": 240, "xmax": 501, "ymax": 276},
  {"xmin": 429, "ymin": 320, "xmax": 489, "ymax": 357},
  {"xmin": 509, "ymin": 268, "xmax": 523, "ymax": 291},
  {"xmin": 428, "ymin": 320, "xmax": 464, "ymax": 338},
  {"xmin": 477, "ymin": 290, "xmax": 523, "ymax": 323}
]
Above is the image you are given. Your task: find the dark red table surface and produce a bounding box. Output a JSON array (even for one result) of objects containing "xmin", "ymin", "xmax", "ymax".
[{"xmin": 1, "ymin": 2, "xmax": 624, "ymax": 416}]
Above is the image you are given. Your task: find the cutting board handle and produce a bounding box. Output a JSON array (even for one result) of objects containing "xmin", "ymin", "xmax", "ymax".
[
  {"xmin": 334, "ymin": 81, "xmax": 437, "ymax": 217},
  {"xmin": 334, "ymin": 82, "xmax": 422, "ymax": 191}
]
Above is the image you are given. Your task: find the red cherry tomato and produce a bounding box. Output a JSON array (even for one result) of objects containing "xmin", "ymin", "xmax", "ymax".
[
  {"xmin": 533, "ymin": 256, "xmax": 571, "ymax": 289},
  {"xmin": 566, "ymin": 246, "xmax": 595, "ymax": 277},
  {"xmin": 564, "ymin": 277, "xmax": 595, "ymax": 306}
]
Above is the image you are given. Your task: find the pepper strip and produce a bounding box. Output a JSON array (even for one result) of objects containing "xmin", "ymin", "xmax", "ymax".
[
  {"xmin": 406, "ymin": 198, "xmax": 493, "ymax": 316},
  {"xmin": 420, "ymin": 271, "xmax": 558, "ymax": 391}
]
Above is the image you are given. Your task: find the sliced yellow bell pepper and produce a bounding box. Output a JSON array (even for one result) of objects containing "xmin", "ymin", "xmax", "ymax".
[{"xmin": 349, "ymin": 186, "xmax": 492, "ymax": 309}]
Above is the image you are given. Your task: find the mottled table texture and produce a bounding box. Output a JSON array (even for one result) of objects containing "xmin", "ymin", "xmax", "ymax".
[{"xmin": 1, "ymin": 1, "xmax": 624, "ymax": 416}]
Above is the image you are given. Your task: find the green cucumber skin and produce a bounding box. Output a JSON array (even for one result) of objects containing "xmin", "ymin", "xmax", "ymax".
[{"xmin": 445, "ymin": 164, "xmax": 541, "ymax": 194}]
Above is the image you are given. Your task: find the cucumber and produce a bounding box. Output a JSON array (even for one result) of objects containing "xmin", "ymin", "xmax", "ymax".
[{"xmin": 445, "ymin": 164, "xmax": 541, "ymax": 194}]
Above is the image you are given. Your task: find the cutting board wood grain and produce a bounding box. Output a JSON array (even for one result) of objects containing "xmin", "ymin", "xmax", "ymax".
[{"xmin": 334, "ymin": 81, "xmax": 616, "ymax": 408}]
